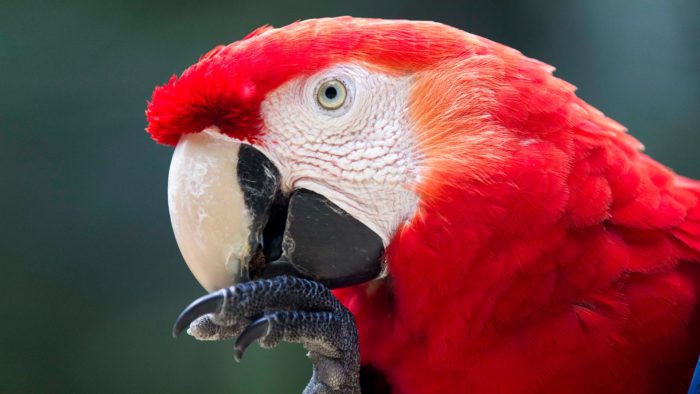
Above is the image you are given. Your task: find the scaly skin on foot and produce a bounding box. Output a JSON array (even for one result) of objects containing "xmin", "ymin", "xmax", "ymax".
[{"xmin": 173, "ymin": 276, "xmax": 360, "ymax": 394}]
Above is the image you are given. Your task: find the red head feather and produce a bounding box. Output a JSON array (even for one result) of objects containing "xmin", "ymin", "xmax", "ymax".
[
  {"xmin": 145, "ymin": 17, "xmax": 492, "ymax": 145},
  {"xmin": 148, "ymin": 17, "xmax": 700, "ymax": 393}
]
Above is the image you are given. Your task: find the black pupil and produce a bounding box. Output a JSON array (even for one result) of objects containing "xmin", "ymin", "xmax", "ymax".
[{"xmin": 324, "ymin": 86, "xmax": 338, "ymax": 100}]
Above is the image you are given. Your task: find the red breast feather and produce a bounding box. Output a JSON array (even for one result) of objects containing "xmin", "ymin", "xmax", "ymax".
[
  {"xmin": 335, "ymin": 21, "xmax": 700, "ymax": 393},
  {"xmin": 145, "ymin": 17, "xmax": 700, "ymax": 394}
]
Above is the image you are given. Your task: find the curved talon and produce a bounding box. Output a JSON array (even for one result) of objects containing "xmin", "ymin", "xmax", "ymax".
[
  {"xmin": 170, "ymin": 277, "xmax": 361, "ymax": 393},
  {"xmin": 172, "ymin": 289, "xmax": 227, "ymax": 337},
  {"xmin": 234, "ymin": 316, "xmax": 271, "ymax": 362}
]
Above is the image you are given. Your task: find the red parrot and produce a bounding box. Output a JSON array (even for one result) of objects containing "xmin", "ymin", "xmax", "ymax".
[{"xmin": 146, "ymin": 17, "xmax": 700, "ymax": 393}]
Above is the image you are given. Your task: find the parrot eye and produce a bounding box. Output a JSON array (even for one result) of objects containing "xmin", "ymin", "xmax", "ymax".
[{"xmin": 316, "ymin": 79, "xmax": 347, "ymax": 110}]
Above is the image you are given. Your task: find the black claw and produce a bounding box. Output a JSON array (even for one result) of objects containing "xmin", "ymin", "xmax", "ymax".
[
  {"xmin": 234, "ymin": 316, "xmax": 271, "ymax": 362},
  {"xmin": 172, "ymin": 289, "xmax": 226, "ymax": 337}
]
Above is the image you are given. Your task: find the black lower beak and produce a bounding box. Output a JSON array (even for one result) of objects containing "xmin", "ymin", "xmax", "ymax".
[
  {"xmin": 239, "ymin": 146, "xmax": 384, "ymax": 289},
  {"xmin": 262, "ymin": 189, "xmax": 384, "ymax": 288}
]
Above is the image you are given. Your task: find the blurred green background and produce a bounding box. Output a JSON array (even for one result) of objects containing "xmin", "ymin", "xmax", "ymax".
[{"xmin": 1, "ymin": 0, "xmax": 698, "ymax": 393}]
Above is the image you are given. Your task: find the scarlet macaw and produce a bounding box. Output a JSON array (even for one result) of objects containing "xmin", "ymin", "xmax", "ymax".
[{"xmin": 146, "ymin": 17, "xmax": 700, "ymax": 393}]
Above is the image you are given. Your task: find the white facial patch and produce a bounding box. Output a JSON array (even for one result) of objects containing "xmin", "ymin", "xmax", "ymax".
[{"xmin": 258, "ymin": 64, "xmax": 420, "ymax": 245}]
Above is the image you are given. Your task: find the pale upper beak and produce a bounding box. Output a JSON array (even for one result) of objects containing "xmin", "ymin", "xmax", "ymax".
[
  {"xmin": 168, "ymin": 128, "xmax": 385, "ymax": 292},
  {"xmin": 168, "ymin": 129, "xmax": 256, "ymax": 291}
]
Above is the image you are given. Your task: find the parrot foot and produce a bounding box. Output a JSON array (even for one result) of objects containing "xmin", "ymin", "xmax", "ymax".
[{"xmin": 172, "ymin": 276, "xmax": 360, "ymax": 394}]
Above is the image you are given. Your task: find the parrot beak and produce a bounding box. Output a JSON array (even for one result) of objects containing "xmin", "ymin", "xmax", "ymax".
[{"xmin": 168, "ymin": 129, "xmax": 384, "ymax": 292}]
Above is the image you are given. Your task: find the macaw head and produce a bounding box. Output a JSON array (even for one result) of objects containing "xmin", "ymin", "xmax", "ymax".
[{"xmin": 147, "ymin": 17, "xmax": 618, "ymax": 292}]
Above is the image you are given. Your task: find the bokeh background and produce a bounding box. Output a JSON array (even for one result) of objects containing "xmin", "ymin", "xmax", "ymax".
[{"xmin": 2, "ymin": 1, "xmax": 699, "ymax": 393}]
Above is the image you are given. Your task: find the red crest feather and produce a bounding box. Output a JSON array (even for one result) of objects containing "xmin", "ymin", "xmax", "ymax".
[{"xmin": 145, "ymin": 17, "xmax": 487, "ymax": 145}]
